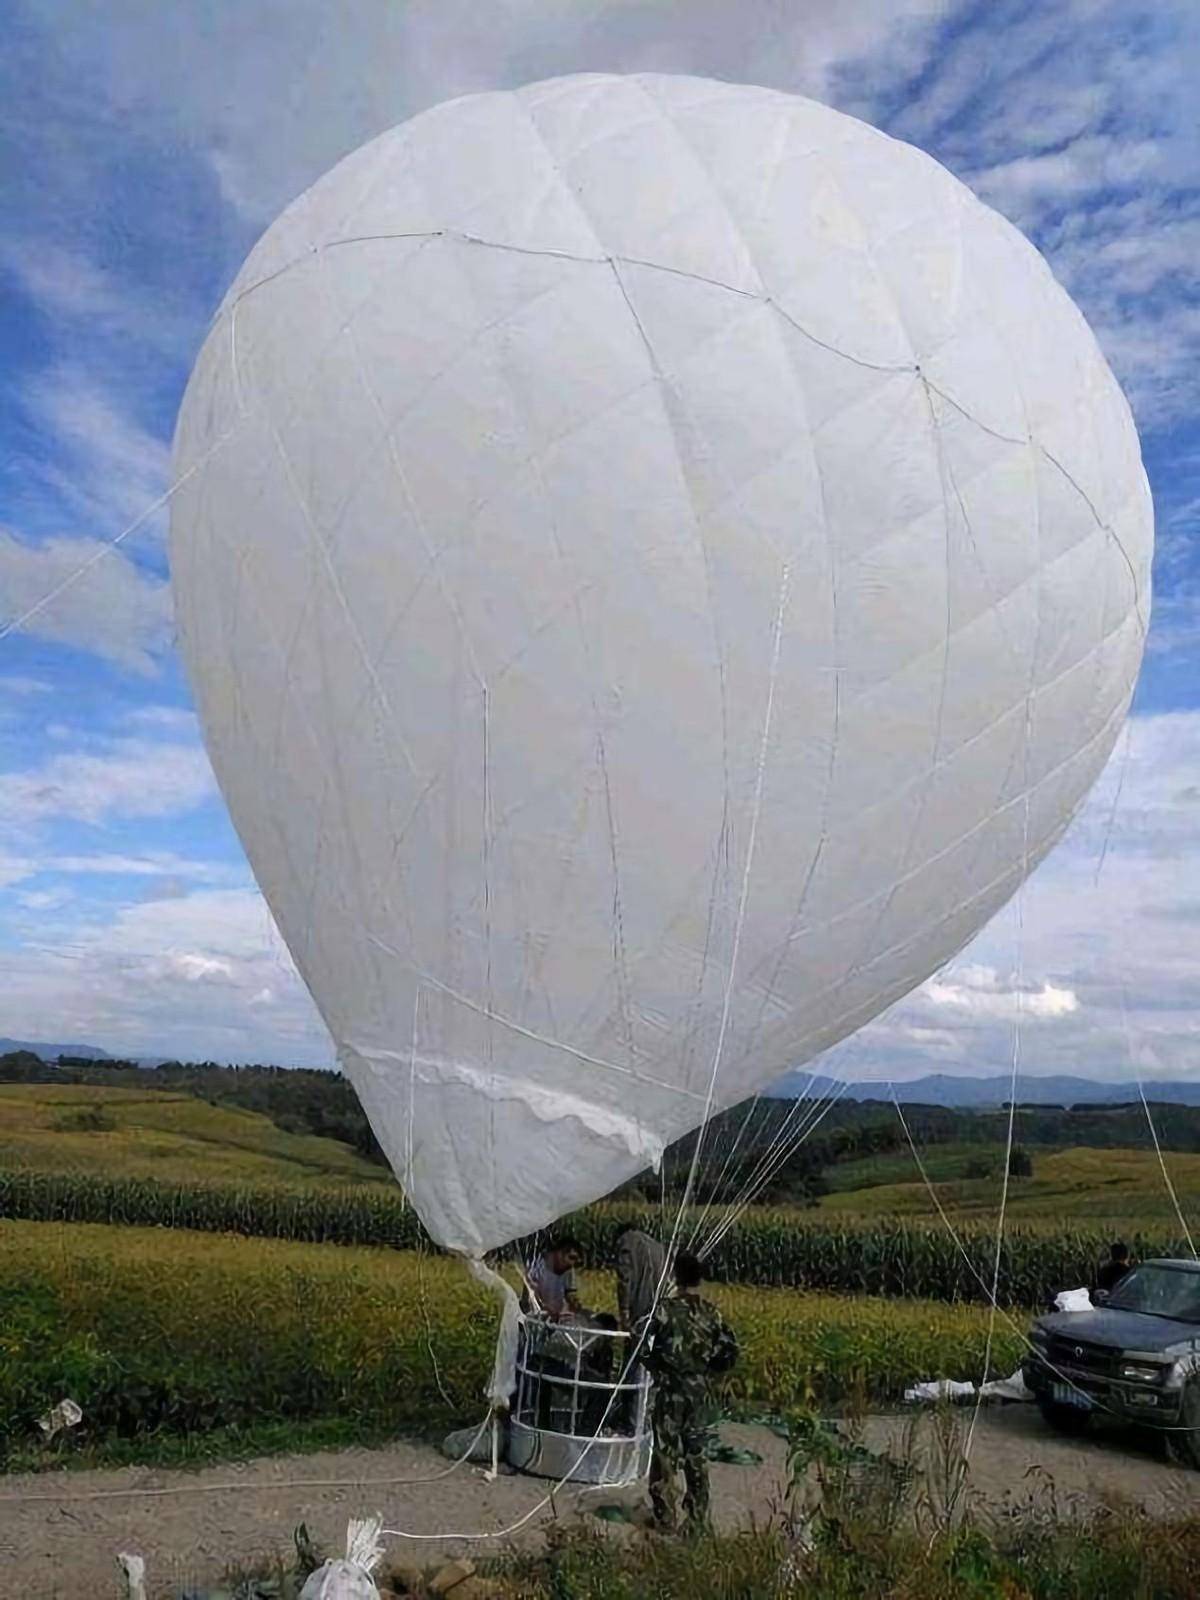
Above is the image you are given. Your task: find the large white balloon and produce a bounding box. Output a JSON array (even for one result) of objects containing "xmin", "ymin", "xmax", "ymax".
[{"xmin": 170, "ymin": 74, "xmax": 1151, "ymax": 1254}]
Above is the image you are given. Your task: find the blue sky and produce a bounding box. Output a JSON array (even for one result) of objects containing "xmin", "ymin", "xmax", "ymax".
[{"xmin": 1, "ymin": 0, "xmax": 1197, "ymax": 1076}]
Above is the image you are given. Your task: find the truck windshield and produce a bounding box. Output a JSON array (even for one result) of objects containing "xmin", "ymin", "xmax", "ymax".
[{"xmin": 1108, "ymin": 1264, "xmax": 1200, "ymax": 1323}]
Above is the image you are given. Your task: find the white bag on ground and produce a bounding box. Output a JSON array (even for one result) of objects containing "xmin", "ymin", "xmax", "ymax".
[
  {"xmin": 904, "ymin": 1379, "xmax": 977, "ymax": 1404},
  {"xmin": 978, "ymin": 1367, "xmax": 1032, "ymax": 1402},
  {"xmin": 1054, "ymin": 1288, "xmax": 1092, "ymax": 1313},
  {"xmin": 299, "ymin": 1516, "xmax": 384, "ymax": 1600}
]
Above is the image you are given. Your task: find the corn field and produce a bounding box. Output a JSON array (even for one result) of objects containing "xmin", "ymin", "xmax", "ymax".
[
  {"xmin": 0, "ymin": 1218, "xmax": 1022, "ymax": 1468},
  {"xmin": 1, "ymin": 1171, "xmax": 1186, "ymax": 1307}
]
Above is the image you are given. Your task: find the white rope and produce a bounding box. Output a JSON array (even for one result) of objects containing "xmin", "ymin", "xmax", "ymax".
[
  {"xmin": 687, "ymin": 1068, "xmax": 818, "ymax": 1250},
  {"xmin": 957, "ymin": 881, "xmax": 1024, "ymax": 1498},
  {"xmin": 0, "ymin": 1414, "xmax": 493, "ymax": 1505},
  {"xmin": 377, "ymin": 561, "xmax": 793, "ymax": 1544},
  {"xmin": 699, "ymin": 1077, "xmax": 851, "ymax": 1258},
  {"xmin": 0, "ymin": 427, "xmax": 238, "ymax": 646},
  {"xmin": 702, "ymin": 1082, "xmax": 848, "ymax": 1255},
  {"xmin": 694, "ymin": 1081, "xmax": 838, "ymax": 1254},
  {"xmin": 1124, "ymin": 986, "xmax": 1197, "ymax": 1260}
]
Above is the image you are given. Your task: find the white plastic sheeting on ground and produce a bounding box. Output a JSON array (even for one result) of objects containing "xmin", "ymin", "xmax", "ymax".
[
  {"xmin": 905, "ymin": 1379, "xmax": 978, "ymax": 1404},
  {"xmin": 171, "ymin": 72, "xmax": 1152, "ymax": 1257},
  {"xmin": 905, "ymin": 1369, "xmax": 1031, "ymax": 1405}
]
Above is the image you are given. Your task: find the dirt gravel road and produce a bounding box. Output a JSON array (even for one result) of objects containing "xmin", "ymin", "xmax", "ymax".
[{"xmin": 1, "ymin": 1408, "xmax": 1196, "ymax": 1597}]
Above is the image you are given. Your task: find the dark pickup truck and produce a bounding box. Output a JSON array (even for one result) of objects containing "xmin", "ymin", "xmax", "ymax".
[{"xmin": 1022, "ymin": 1259, "xmax": 1200, "ymax": 1465}]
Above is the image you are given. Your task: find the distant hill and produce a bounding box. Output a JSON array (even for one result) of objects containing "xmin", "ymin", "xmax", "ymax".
[
  {"xmin": 0, "ymin": 1082, "xmax": 390, "ymax": 1189},
  {"xmin": 0, "ymin": 1038, "xmax": 112, "ymax": 1062},
  {"xmin": 770, "ymin": 1070, "xmax": 1200, "ymax": 1108}
]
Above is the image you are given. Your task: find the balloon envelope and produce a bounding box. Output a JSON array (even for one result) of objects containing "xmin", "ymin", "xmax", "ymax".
[{"xmin": 170, "ymin": 73, "xmax": 1151, "ymax": 1254}]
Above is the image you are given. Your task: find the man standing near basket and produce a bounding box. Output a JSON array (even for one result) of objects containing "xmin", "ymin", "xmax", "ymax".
[{"xmin": 644, "ymin": 1251, "xmax": 738, "ymax": 1533}]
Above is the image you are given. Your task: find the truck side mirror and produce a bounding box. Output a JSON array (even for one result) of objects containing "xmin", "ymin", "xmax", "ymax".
[{"xmin": 1093, "ymin": 1289, "xmax": 1110, "ymax": 1305}]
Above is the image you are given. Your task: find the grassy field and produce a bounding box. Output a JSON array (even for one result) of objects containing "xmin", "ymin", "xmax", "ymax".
[
  {"xmin": 820, "ymin": 1145, "xmax": 1200, "ymax": 1226},
  {"xmin": 0, "ymin": 1082, "xmax": 387, "ymax": 1188},
  {"xmin": 821, "ymin": 1141, "xmax": 1012, "ymax": 1192},
  {"xmin": 5, "ymin": 1082, "xmax": 1195, "ymax": 1231},
  {"xmin": 0, "ymin": 1217, "xmax": 1023, "ymax": 1471}
]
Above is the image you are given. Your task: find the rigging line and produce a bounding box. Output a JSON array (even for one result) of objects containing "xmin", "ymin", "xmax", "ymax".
[
  {"xmin": 954, "ymin": 808, "xmax": 1031, "ymax": 1518},
  {"xmin": 659, "ymin": 562, "xmax": 792, "ymax": 1261},
  {"xmin": 692, "ymin": 1083, "xmax": 831, "ymax": 1251},
  {"xmin": 706, "ymin": 1077, "xmax": 850, "ymax": 1246},
  {"xmin": 705, "ymin": 1065, "xmax": 846, "ymax": 1225},
  {"xmin": 612, "ymin": 557, "xmax": 797, "ymax": 1418},
  {"xmin": 1093, "ymin": 699, "xmax": 1135, "ymax": 887},
  {"xmin": 0, "ymin": 425, "xmax": 238, "ymax": 647},
  {"xmin": 1096, "ymin": 713, "xmax": 1195, "ymax": 1259},
  {"xmin": 1125, "ymin": 984, "xmax": 1198, "ymax": 1260},
  {"xmin": 699, "ymin": 1087, "xmax": 842, "ymax": 1261},
  {"xmin": 0, "ymin": 1415, "xmax": 494, "ymax": 1505},
  {"xmin": 402, "ymin": 983, "xmax": 456, "ymax": 1411},
  {"xmin": 701, "ymin": 1078, "xmax": 851, "ymax": 1258},
  {"xmin": 891, "ymin": 1084, "xmax": 1200, "ymax": 1432},
  {"xmin": 686, "ymin": 1081, "xmax": 804, "ymax": 1251},
  {"xmin": 1090, "ymin": 688, "xmax": 1194, "ymax": 1255}
]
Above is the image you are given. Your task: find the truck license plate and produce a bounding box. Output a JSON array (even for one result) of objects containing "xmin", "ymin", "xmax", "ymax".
[{"xmin": 1052, "ymin": 1382, "xmax": 1092, "ymax": 1410}]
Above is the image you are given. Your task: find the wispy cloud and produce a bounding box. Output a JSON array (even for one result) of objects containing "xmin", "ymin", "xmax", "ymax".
[
  {"xmin": 0, "ymin": 237, "xmax": 196, "ymax": 358},
  {"xmin": 0, "ymin": 888, "xmax": 329, "ymax": 1065},
  {"xmin": 21, "ymin": 364, "xmax": 170, "ymax": 538},
  {"xmin": 0, "ymin": 675, "xmax": 53, "ymax": 696},
  {"xmin": 0, "ymin": 734, "xmax": 214, "ymax": 827},
  {"xmin": 847, "ymin": 710, "xmax": 1200, "ymax": 1083},
  {"xmin": 0, "ymin": 528, "xmax": 171, "ymax": 673},
  {"xmin": 880, "ymin": 0, "xmax": 1200, "ymax": 437}
]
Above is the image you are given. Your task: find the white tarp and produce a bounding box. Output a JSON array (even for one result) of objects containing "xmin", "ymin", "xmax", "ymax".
[
  {"xmin": 171, "ymin": 73, "xmax": 1152, "ymax": 1255},
  {"xmin": 1054, "ymin": 1287, "xmax": 1093, "ymax": 1313},
  {"xmin": 905, "ymin": 1368, "xmax": 1031, "ymax": 1405},
  {"xmin": 905, "ymin": 1379, "xmax": 977, "ymax": 1405}
]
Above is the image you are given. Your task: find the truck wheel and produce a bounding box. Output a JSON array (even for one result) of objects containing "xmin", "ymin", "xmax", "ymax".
[
  {"xmin": 1037, "ymin": 1397, "xmax": 1091, "ymax": 1438},
  {"xmin": 1167, "ymin": 1380, "xmax": 1200, "ymax": 1469}
]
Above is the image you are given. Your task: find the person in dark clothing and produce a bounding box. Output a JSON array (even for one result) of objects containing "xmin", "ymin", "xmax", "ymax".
[
  {"xmin": 1096, "ymin": 1240, "xmax": 1135, "ymax": 1293},
  {"xmin": 644, "ymin": 1251, "xmax": 738, "ymax": 1533},
  {"xmin": 580, "ymin": 1312, "xmax": 619, "ymax": 1435}
]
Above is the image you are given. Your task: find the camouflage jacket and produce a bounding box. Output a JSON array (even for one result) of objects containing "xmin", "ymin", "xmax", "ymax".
[{"xmin": 645, "ymin": 1293, "xmax": 738, "ymax": 1397}]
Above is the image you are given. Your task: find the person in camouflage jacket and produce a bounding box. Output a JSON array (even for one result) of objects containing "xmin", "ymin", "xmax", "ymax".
[{"xmin": 643, "ymin": 1250, "xmax": 738, "ymax": 1532}]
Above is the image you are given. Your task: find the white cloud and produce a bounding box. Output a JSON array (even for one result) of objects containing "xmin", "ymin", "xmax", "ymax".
[
  {"xmin": 0, "ymin": 849, "xmax": 241, "ymax": 890},
  {"xmin": 23, "ymin": 364, "xmax": 170, "ymax": 539},
  {"xmin": 0, "ymin": 238, "xmax": 194, "ymax": 358},
  {"xmin": 924, "ymin": 965, "xmax": 1079, "ymax": 1021},
  {"xmin": 0, "ymin": 676, "xmax": 53, "ymax": 696},
  {"xmin": 880, "ymin": 0, "xmax": 1200, "ymax": 437},
  {"xmin": 0, "ymin": 528, "xmax": 171, "ymax": 673},
  {"xmin": 161, "ymin": 951, "xmax": 235, "ymax": 982},
  {"xmin": 0, "ymin": 735, "xmax": 214, "ymax": 827},
  {"xmin": 122, "ymin": 705, "xmax": 200, "ymax": 735},
  {"xmin": 0, "ymin": 887, "xmax": 330, "ymax": 1065},
  {"xmin": 19, "ymin": 887, "xmax": 74, "ymax": 912},
  {"xmin": 973, "ymin": 136, "xmax": 1163, "ymax": 218},
  {"xmin": 842, "ymin": 710, "xmax": 1200, "ymax": 1084},
  {"xmin": 32, "ymin": 0, "xmax": 947, "ymax": 224}
]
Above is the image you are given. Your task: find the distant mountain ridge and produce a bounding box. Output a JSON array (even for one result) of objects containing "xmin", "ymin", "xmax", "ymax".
[
  {"xmin": 4, "ymin": 1037, "xmax": 1196, "ymax": 1108},
  {"xmin": 771, "ymin": 1070, "xmax": 1200, "ymax": 1108},
  {"xmin": 0, "ymin": 1038, "xmax": 113, "ymax": 1061}
]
